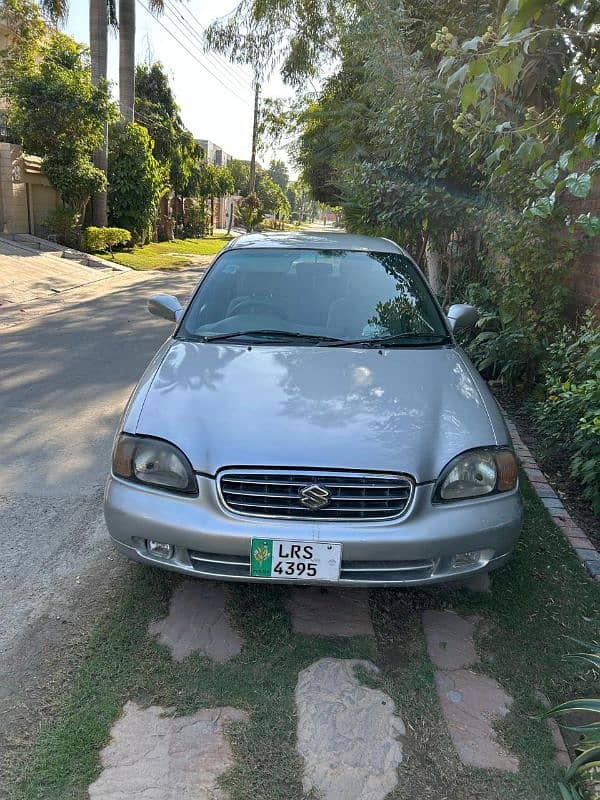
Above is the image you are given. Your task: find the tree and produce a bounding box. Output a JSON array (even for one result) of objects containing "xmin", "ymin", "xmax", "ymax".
[
  {"xmin": 135, "ymin": 61, "xmax": 201, "ymax": 217},
  {"xmin": 267, "ymin": 159, "xmax": 289, "ymax": 191},
  {"xmin": 108, "ymin": 121, "xmax": 165, "ymax": 241},
  {"xmin": 119, "ymin": 0, "xmax": 164, "ymax": 122},
  {"xmin": 227, "ymin": 159, "xmax": 252, "ymax": 195},
  {"xmin": 432, "ymin": 0, "xmax": 600, "ymax": 233},
  {"xmin": 6, "ymin": 31, "xmax": 115, "ymax": 219},
  {"xmin": 185, "ymin": 161, "xmax": 234, "ymax": 228},
  {"xmin": 89, "ymin": 0, "xmax": 117, "ymax": 226},
  {"xmin": 36, "ymin": 0, "xmax": 68, "ymax": 22},
  {"xmin": 0, "ymin": 0, "xmax": 46, "ymax": 67},
  {"xmin": 238, "ymin": 193, "xmax": 263, "ymax": 231}
]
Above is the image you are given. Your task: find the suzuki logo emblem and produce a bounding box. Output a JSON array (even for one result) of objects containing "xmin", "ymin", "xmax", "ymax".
[{"xmin": 299, "ymin": 484, "xmax": 331, "ymax": 510}]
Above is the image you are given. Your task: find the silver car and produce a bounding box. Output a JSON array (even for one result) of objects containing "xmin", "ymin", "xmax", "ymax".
[{"xmin": 104, "ymin": 232, "xmax": 522, "ymax": 587}]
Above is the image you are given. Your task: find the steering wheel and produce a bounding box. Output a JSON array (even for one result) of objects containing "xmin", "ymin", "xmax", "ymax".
[{"xmin": 227, "ymin": 297, "xmax": 288, "ymax": 320}]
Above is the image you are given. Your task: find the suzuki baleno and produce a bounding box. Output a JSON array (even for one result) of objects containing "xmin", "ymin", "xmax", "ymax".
[{"xmin": 104, "ymin": 232, "xmax": 522, "ymax": 586}]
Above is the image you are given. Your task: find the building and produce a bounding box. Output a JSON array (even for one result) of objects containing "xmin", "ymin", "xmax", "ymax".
[
  {"xmin": 0, "ymin": 19, "xmax": 60, "ymax": 236},
  {"xmin": 196, "ymin": 139, "xmax": 235, "ymax": 230}
]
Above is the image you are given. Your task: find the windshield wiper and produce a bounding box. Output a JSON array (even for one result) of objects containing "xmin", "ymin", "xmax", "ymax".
[
  {"xmin": 199, "ymin": 329, "xmax": 344, "ymax": 344},
  {"xmin": 326, "ymin": 332, "xmax": 451, "ymax": 348}
]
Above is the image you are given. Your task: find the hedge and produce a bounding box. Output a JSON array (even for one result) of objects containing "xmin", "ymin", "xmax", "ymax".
[{"xmin": 84, "ymin": 226, "xmax": 131, "ymax": 253}]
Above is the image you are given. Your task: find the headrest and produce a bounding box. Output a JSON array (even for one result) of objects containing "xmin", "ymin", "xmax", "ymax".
[{"xmin": 293, "ymin": 260, "xmax": 333, "ymax": 277}]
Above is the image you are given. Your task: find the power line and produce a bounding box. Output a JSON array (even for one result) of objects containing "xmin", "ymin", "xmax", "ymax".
[
  {"xmin": 170, "ymin": 0, "xmax": 253, "ymax": 86},
  {"xmin": 168, "ymin": 0, "xmax": 253, "ymax": 88},
  {"xmin": 135, "ymin": 0, "xmax": 253, "ymax": 107},
  {"xmin": 161, "ymin": 1, "xmax": 252, "ymax": 91}
]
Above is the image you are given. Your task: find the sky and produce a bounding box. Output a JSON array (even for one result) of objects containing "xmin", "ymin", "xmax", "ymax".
[{"xmin": 63, "ymin": 0, "xmax": 297, "ymax": 169}]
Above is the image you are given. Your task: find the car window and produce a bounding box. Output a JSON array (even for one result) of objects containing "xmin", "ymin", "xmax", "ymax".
[{"xmin": 178, "ymin": 248, "xmax": 448, "ymax": 342}]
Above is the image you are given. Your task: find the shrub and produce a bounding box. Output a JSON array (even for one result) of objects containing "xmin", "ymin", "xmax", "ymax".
[
  {"xmin": 108, "ymin": 121, "xmax": 165, "ymax": 244},
  {"xmin": 541, "ymin": 631, "xmax": 600, "ymax": 799},
  {"xmin": 238, "ymin": 193, "xmax": 263, "ymax": 232},
  {"xmin": 84, "ymin": 226, "xmax": 130, "ymax": 254},
  {"xmin": 533, "ymin": 311, "xmax": 600, "ymax": 514},
  {"xmin": 460, "ymin": 214, "xmax": 577, "ymax": 389},
  {"xmin": 44, "ymin": 207, "xmax": 81, "ymax": 248},
  {"xmin": 182, "ymin": 201, "xmax": 210, "ymax": 238}
]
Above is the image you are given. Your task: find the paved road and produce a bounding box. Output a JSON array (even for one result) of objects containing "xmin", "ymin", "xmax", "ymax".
[{"xmin": 0, "ymin": 267, "xmax": 203, "ymax": 781}]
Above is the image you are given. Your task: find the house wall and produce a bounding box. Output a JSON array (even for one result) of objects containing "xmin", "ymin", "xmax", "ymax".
[{"xmin": 0, "ymin": 143, "xmax": 59, "ymax": 235}]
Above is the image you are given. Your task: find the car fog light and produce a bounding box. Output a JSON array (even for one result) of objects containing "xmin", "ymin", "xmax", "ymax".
[
  {"xmin": 147, "ymin": 539, "xmax": 174, "ymax": 559},
  {"xmin": 452, "ymin": 549, "xmax": 494, "ymax": 569}
]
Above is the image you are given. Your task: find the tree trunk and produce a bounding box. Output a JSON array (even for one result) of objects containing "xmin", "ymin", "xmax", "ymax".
[
  {"xmin": 90, "ymin": 0, "xmax": 108, "ymax": 227},
  {"xmin": 226, "ymin": 198, "xmax": 234, "ymax": 234},
  {"xmin": 119, "ymin": 0, "xmax": 135, "ymax": 122},
  {"xmin": 425, "ymin": 241, "xmax": 443, "ymax": 297}
]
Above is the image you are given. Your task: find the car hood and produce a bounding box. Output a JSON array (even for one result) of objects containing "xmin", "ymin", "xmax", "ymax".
[{"xmin": 129, "ymin": 340, "xmax": 505, "ymax": 482}]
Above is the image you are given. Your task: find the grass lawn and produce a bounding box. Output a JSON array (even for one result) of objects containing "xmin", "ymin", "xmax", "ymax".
[
  {"xmin": 10, "ymin": 472, "xmax": 600, "ymax": 800},
  {"xmin": 108, "ymin": 235, "xmax": 233, "ymax": 270}
]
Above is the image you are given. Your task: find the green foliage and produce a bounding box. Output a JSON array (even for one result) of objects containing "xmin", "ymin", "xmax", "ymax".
[
  {"xmin": 189, "ymin": 162, "xmax": 235, "ymax": 200},
  {"xmin": 135, "ymin": 62, "xmax": 203, "ymax": 202},
  {"xmin": 267, "ymin": 159, "xmax": 289, "ymax": 191},
  {"xmin": 238, "ymin": 193, "xmax": 263, "ymax": 231},
  {"xmin": 227, "ymin": 159, "xmax": 252, "ymax": 195},
  {"xmin": 4, "ymin": 30, "xmax": 115, "ymax": 215},
  {"xmin": 44, "ymin": 154, "xmax": 105, "ymax": 217},
  {"xmin": 542, "ymin": 631, "xmax": 600, "ymax": 799},
  {"xmin": 181, "ymin": 200, "xmax": 210, "ymax": 238},
  {"xmin": 533, "ymin": 312, "xmax": 600, "ymax": 513},
  {"xmin": 0, "ymin": 0, "xmax": 46, "ymax": 72},
  {"xmin": 44, "ymin": 207, "xmax": 81, "ymax": 248},
  {"xmin": 433, "ymin": 0, "xmax": 600, "ymax": 233},
  {"xmin": 108, "ymin": 122, "xmax": 165, "ymax": 243},
  {"xmin": 84, "ymin": 226, "xmax": 131, "ymax": 253},
  {"xmin": 256, "ymin": 173, "xmax": 290, "ymax": 217}
]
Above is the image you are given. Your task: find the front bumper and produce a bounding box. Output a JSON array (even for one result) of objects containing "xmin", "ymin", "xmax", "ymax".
[{"xmin": 104, "ymin": 475, "xmax": 523, "ymax": 587}]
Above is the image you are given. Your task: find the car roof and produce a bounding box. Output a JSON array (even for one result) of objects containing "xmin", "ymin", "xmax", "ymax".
[{"xmin": 224, "ymin": 231, "xmax": 404, "ymax": 255}]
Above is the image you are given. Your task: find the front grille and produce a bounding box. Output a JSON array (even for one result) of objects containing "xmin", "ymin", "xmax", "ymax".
[
  {"xmin": 217, "ymin": 469, "xmax": 414, "ymax": 520},
  {"xmin": 188, "ymin": 550, "xmax": 434, "ymax": 583}
]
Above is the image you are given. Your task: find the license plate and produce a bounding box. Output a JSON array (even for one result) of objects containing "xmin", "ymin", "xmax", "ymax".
[{"xmin": 250, "ymin": 538, "xmax": 342, "ymax": 581}]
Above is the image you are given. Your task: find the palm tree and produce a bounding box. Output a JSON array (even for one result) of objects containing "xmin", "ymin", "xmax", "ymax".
[
  {"xmin": 119, "ymin": 0, "xmax": 164, "ymax": 122},
  {"xmin": 37, "ymin": 1, "xmax": 69, "ymax": 23},
  {"xmin": 89, "ymin": 0, "xmax": 114, "ymax": 226}
]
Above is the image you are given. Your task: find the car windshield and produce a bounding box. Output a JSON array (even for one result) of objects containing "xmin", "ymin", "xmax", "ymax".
[{"xmin": 177, "ymin": 248, "xmax": 449, "ymax": 345}]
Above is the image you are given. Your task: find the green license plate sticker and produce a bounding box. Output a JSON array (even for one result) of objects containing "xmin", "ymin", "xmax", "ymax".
[
  {"xmin": 250, "ymin": 538, "xmax": 342, "ymax": 581},
  {"xmin": 250, "ymin": 539, "xmax": 273, "ymax": 577}
]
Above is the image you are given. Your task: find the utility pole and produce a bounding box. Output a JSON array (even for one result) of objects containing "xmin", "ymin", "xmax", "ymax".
[{"xmin": 249, "ymin": 80, "xmax": 260, "ymax": 194}]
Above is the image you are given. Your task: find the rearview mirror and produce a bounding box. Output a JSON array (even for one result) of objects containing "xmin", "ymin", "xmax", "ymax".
[
  {"xmin": 447, "ymin": 303, "xmax": 479, "ymax": 332},
  {"xmin": 148, "ymin": 294, "xmax": 183, "ymax": 323}
]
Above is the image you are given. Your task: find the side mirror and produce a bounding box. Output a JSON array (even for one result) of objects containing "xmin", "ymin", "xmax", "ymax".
[
  {"xmin": 148, "ymin": 294, "xmax": 183, "ymax": 323},
  {"xmin": 447, "ymin": 303, "xmax": 479, "ymax": 332}
]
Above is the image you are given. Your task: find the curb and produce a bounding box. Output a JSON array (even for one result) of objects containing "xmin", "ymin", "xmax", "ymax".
[{"xmin": 501, "ymin": 409, "xmax": 600, "ymax": 583}]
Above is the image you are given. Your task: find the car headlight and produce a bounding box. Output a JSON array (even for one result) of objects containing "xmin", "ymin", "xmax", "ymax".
[
  {"xmin": 433, "ymin": 447, "xmax": 517, "ymax": 502},
  {"xmin": 112, "ymin": 434, "xmax": 197, "ymax": 494}
]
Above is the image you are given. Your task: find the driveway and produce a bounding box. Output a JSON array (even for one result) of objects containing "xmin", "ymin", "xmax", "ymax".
[{"xmin": 0, "ymin": 267, "xmax": 203, "ymax": 782}]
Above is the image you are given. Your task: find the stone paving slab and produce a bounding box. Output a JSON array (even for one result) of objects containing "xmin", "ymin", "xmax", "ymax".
[
  {"xmin": 149, "ymin": 581, "xmax": 244, "ymax": 663},
  {"xmin": 422, "ymin": 610, "xmax": 480, "ymax": 670},
  {"xmin": 88, "ymin": 701, "xmax": 248, "ymax": 800},
  {"xmin": 288, "ymin": 587, "xmax": 374, "ymax": 636},
  {"xmin": 423, "ymin": 609, "xmax": 519, "ymax": 772},
  {"xmin": 435, "ymin": 669, "xmax": 519, "ymax": 772},
  {"xmin": 295, "ymin": 658, "xmax": 404, "ymax": 800}
]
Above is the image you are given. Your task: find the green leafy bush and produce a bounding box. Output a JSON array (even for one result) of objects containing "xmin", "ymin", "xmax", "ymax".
[
  {"xmin": 182, "ymin": 201, "xmax": 210, "ymax": 238},
  {"xmin": 84, "ymin": 226, "xmax": 130, "ymax": 254},
  {"xmin": 542, "ymin": 632, "xmax": 600, "ymax": 799},
  {"xmin": 533, "ymin": 312, "xmax": 600, "ymax": 513},
  {"xmin": 238, "ymin": 193, "xmax": 263, "ymax": 232},
  {"xmin": 44, "ymin": 207, "xmax": 81, "ymax": 248},
  {"xmin": 108, "ymin": 121, "xmax": 165, "ymax": 243}
]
